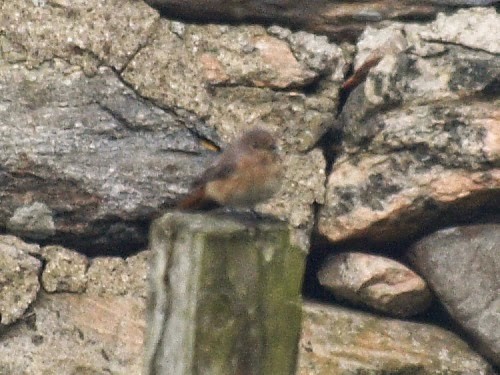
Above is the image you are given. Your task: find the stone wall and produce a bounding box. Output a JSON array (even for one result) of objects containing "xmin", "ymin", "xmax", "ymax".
[{"xmin": 0, "ymin": 0, "xmax": 499, "ymax": 373}]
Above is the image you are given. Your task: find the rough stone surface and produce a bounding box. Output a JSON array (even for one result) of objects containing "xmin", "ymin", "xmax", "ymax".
[
  {"xmin": 0, "ymin": 0, "xmax": 339, "ymax": 252},
  {"xmin": 298, "ymin": 302, "xmax": 496, "ymax": 375},
  {"xmin": 145, "ymin": 212, "xmax": 305, "ymax": 375},
  {"xmin": 7, "ymin": 202, "xmax": 56, "ymax": 240},
  {"xmin": 0, "ymin": 59, "xmax": 210, "ymax": 253},
  {"xmin": 319, "ymin": 8, "xmax": 500, "ymax": 244},
  {"xmin": 0, "ymin": 237, "xmax": 42, "ymax": 325},
  {"xmin": 0, "ymin": 0, "xmax": 159, "ymax": 72},
  {"xmin": 408, "ymin": 223, "xmax": 500, "ymax": 367},
  {"xmin": 0, "ymin": 234, "xmax": 41, "ymax": 255},
  {"xmin": 86, "ymin": 251, "xmax": 151, "ymax": 299},
  {"xmin": 122, "ymin": 21, "xmax": 341, "ymax": 244},
  {"xmin": 0, "ymin": 293, "xmax": 145, "ymax": 375},
  {"xmin": 123, "ymin": 22, "xmax": 344, "ymax": 152},
  {"xmin": 143, "ymin": 0, "xmax": 499, "ymax": 42},
  {"xmin": 40, "ymin": 245, "xmax": 89, "ymax": 293},
  {"xmin": 318, "ymin": 252, "xmax": 432, "ymax": 317},
  {"xmin": 419, "ymin": 8, "xmax": 500, "ymax": 54},
  {"xmin": 0, "ymin": 235, "xmax": 149, "ymax": 374}
]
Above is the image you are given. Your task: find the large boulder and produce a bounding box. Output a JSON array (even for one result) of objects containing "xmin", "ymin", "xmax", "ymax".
[
  {"xmin": 299, "ymin": 302, "xmax": 496, "ymax": 375},
  {"xmin": 408, "ymin": 223, "xmax": 500, "ymax": 367}
]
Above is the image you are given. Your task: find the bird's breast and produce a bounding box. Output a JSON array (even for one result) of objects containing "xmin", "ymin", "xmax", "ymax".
[{"xmin": 205, "ymin": 151, "xmax": 282, "ymax": 207}]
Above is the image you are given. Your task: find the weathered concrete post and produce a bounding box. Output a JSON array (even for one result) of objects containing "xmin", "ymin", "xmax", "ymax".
[{"xmin": 144, "ymin": 212, "xmax": 305, "ymax": 375}]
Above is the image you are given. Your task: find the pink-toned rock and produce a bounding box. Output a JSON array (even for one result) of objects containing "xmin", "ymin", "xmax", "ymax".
[
  {"xmin": 320, "ymin": 152, "xmax": 500, "ymax": 243},
  {"xmin": 0, "ymin": 293, "xmax": 145, "ymax": 374},
  {"xmin": 318, "ymin": 252, "xmax": 431, "ymax": 317},
  {"xmin": 298, "ymin": 302, "xmax": 496, "ymax": 375}
]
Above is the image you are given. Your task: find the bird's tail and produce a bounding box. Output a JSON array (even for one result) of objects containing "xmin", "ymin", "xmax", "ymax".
[{"xmin": 176, "ymin": 186, "xmax": 220, "ymax": 211}]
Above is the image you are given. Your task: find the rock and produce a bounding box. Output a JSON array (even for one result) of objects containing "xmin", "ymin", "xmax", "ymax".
[
  {"xmin": 0, "ymin": 237, "xmax": 42, "ymax": 326},
  {"xmin": 86, "ymin": 258, "xmax": 129, "ymax": 297},
  {"xmin": 319, "ymin": 8, "xmax": 500, "ymax": 245},
  {"xmin": 123, "ymin": 21, "xmax": 340, "ymax": 246},
  {"xmin": 1, "ymin": 0, "xmax": 340, "ymax": 252},
  {"xmin": 143, "ymin": 0, "xmax": 499, "ymax": 42},
  {"xmin": 86, "ymin": 251, "xmax": 151, "ymax": 299},
  {"xmin": 0, "ymin": 293, "xmax": 145, "ymax": 374},
  {"xmin": 0, "ymin": 59, "xmax": 209, "ymax": 254},
  {"xmin": 408, "ymin": 223, "xmax": 500, "ymax": 367},
  {"xmin": 258, "ymin": 149, "xmax": 326, "ymax": 229},
  {"xmin": 298, "ymin": 302, "xmax": 496, "ymax": 375},
  {"xmin": 124, "ymin": 250, "xmax": 151, "ymax": 300},
  {"xmin": 123, "ymin": 21, "xmax": 344, "ymax": 152},
  {"xmin": 419, "ymin": 8, "xmax": 500, "ymax": 54},
  {"xmin": 318, "ymin": 252, "xmax": 432, "ymax": 317},
  {"xmin": 6, "ymin": 202, "xmax": 56, "ymax": 240},
  {"xmin": 145, "ymin": 212, "xmax": 305, "ymax": 375},
  {"xmin": 0, "ymin": 234, "xmax": 147, "ymax": 373},
  {"xmin": 0, "ymin": 234, "xmax": 41, "ymax": 255},
  {"xmin": 40, "ymin": 245, "xmax": 88, "ymax": 293},
  {"xmin": 0, "ymin": 0, "xmax": 160, "ymax": 72}
]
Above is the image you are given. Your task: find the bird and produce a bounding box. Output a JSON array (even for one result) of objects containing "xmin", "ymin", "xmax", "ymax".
[{"xmin": 177, "ymin": 128, "xmax": 282, "ymax": 211}]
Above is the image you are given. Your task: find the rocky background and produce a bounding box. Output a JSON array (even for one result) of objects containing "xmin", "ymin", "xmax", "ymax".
[{"xmin": 0, "ymin": 0, "xmax": 499, "ymax": 374}]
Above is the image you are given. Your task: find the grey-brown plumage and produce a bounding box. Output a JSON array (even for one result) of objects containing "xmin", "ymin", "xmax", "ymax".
[{"xmin": 178, "ymin": 128, "xmax": 282, "ymax": 210}]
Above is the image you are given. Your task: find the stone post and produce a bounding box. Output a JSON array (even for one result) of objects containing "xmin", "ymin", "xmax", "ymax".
[{"xmin": 144, "ymin": 212, "xmax": 305, "ymax": 375}]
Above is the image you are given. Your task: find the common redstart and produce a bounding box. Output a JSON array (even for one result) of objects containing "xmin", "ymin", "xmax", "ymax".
[{"xmin": 178, "ymin": 128, "xmax": 282, "ymax": 210}]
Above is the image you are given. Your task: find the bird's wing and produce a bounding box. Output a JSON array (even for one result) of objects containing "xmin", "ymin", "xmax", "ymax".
[{"xmin": 191, "ymin": 156, "xmax": 237, "ymax": 188}]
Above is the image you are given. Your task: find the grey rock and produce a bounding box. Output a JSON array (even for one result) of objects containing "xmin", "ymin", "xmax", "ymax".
[
  {"xmin": 0, "ymin": 60, "xmax": 210, "ymax": 253},
  {"xmin": 419, "ymin": 8, "xmax": 500, "ymax": 54},
  {"xmin": 298, "ymin": 302, "xmax": 496, "ymax": 375},
  {"xmin": 7, "ymin": 202, "xmax": 56, "ymax": 240},
  {"xmin": 124, "ymin": 250, "xmax": 151, "ymax": 300},
  {"xmin": 408, "ymin": 223, "xmax": 500, "ymax": 367},
  {"xmin": 429, "ymin": 0, "xmax": 499, "ymax": 6},
  {"xmin": 0, "ymin": 235, "xmax": 148, "ymax": 373},
  {"xmin": 319, "ymin": 8, "xmax": 500, "ymax": 244},
  {"xmin": 40, "ymin": 245, "xmax": 89, "ymax": 293},
  {"xmin": 122, "ymin": 20, "xmax": 345, "ymax": 152},
  {"xmin": 318, "ymin": 252, "xmax": 432, "ymax": 317},
  {"xmin": 0, "ymin": 237, "xmax": 41, "ymax": 325}
]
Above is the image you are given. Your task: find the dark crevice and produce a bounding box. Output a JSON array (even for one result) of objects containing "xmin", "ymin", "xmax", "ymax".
[
  {"xmin": 480, "ymin": 77, "xmax": 500, "ymax": 98},
  {"xmin": 315, "ymin": 127, "xmax": 344, "ymax": 177},
  {"xmin": 32, "ymin": 216, "xmax": 152, "ymax": 258},
  {"xmin": 302, "ymin": 231, "xmax": 338, "ymax": 301},
  {"xmin": 302, "ymin": 188, "xmax": 500, "ymax": 335}
]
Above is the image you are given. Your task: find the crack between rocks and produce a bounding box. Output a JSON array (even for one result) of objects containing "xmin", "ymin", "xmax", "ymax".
[
  {"xmin": 117, "ymin": 18, "xmax": 162, "ymax": 75},
  {"xmin": 420, "ymin": 38, "xmax": 500, "ymax": 56},
  {"xmin": 207, "ymin": 78, "xmax": 321, "ymax": 94}
]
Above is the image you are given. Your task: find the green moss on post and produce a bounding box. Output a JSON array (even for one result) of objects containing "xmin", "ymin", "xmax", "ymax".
[{"xmin": 144, "ymin": 212, "xmax": 305, "ymax": 375}]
